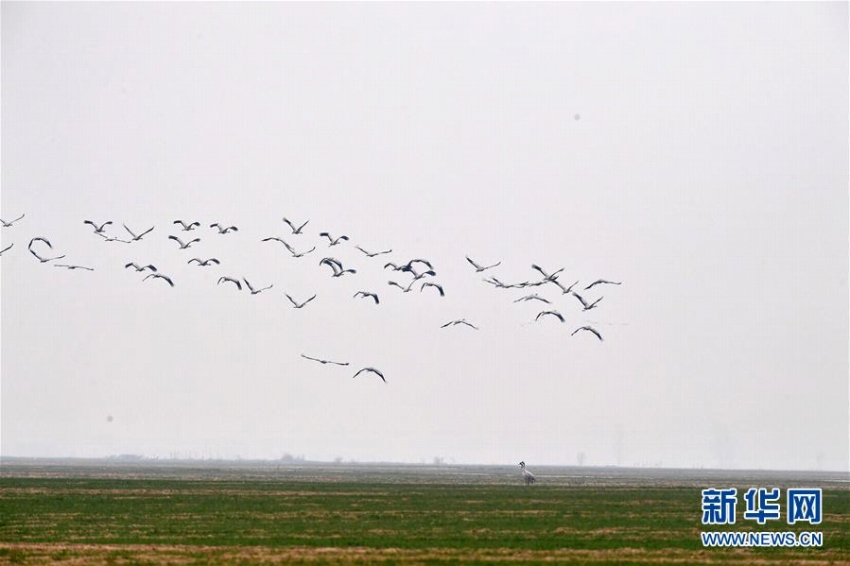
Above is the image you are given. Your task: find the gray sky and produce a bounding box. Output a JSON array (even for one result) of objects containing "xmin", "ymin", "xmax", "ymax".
[{"xmin": 2, "ymin": 2, "xmax": 847, "ymax": 471}]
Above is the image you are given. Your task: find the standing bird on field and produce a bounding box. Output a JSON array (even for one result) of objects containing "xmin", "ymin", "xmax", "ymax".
[
  {"xmin": 28, "ymin": 237, "xmax": 65, "ymax": 263},
  {"xmin": 84, "ymin": 220, "xmax": 113, "ymax": 234},
  {"xmin": 466, "ymin": 256, "xmax": 501, "ymax": 273},
  {"xmin": 352, "ymin": 367, "xmax": 386, "ymax": 383},
  {"xmin": 123, "ymin": 223, "xmax": 155, "ymax": 242},
  {"xmin": 0, "ymin": 214, "xmax": 25, "ymax": 228},
  {"xmin": 210, "ymin": 223, "xmax": 238, "ymax": 234},
  {"xmin": 174, "ymin": 220, "xmax": 201, "ymax": 231},
  {"xmin": 572, "ymin": 326, "xmax": 604, "ymax": 341},
  {"xmin": 319, "ymin": 232, "xmax": 349, "ymax": 246},
  {"xmin": 282, "ymin": 217, "xmax": 309, "ymax": 235},
  {"xmin": 519, "ymin": 461, "xmax": 536, "ymax": 485},
  {"xmin": 168, "ymin": 235, "xmax": 200, "ymax": 249}
]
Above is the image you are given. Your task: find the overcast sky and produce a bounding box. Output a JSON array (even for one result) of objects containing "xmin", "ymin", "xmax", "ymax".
[{"xmin": 2, "ymin": 2, "xmax": 847, "ymax": 471}]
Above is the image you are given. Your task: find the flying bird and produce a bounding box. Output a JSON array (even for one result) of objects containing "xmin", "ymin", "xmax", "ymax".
[
  {"xmin": 285, "ymin": 293, "xmax": 317, "ymax": 309},
  {"xmin": 572, "ymin": 326, "xmax": 603, "ymax": 341},
  {"xmin": 143, "ymin": 273, "xmax": 174, "ymax": 287},
  {"xmin": 519, "ymin": 461, "xmax": 536, "ymax": 485},
  {"xmin": 125, "ymin": 262, "xmax": 157, "ymax": 272},
  {"xmin": 352, "ymin": 367, "xmax": 386, "ymax": 383},
  {"xmin": 388, "ymin": 280, "xmax": 416, "ymax": 293},
  {"xmin": 210, "ymin": 223, "xmax": 238, "ymax": 234},
  {"xmin": 551, "ymin": 279, "xmax": 580, "ymax": 295},
  {"xmin": 83, "ymin": 220, "xmax": 113, "ymax": 234},
  {"xmin": 243, "ymin": 278, "xmax": 273, "ymax": 295},
  {"xmin": 585, "ymin": 279, "xmax": 622, "ymax": 290},
  {"xmin": 466, "ymin": 256, "xmax": 501, "ymax": 272},
  {"xmin": 0, "ymin": 243, "xmax": 13, "ymax": 256},
  {"xmin": 168, "ymin": 235, "xmax": 200, "ymax": 249},
  {"xmin": 28, "ymin": 237, "xmax": 66, "ymax": 263},
  {"xmin": 174, "ymin": 220, "xmax": 201, "ymax": 231},
  {"xmin": 420, "ymin": 281, "xmax": 445, "ymax": 296},
  {"xmin": 188, "ymin": 258, "xmax": 220, "ymax": 267},
  {"xmin": 353, "ymin": 291, "xmax": 380, "ymax": 304},
  {"xmin": 217, "ymin": 276, "xmax": 242, "ymax": 290},
  {"xmin": 441, "ymin": 319, "xmax": 478, "ymax": 330},
  {"xmin": 320, "ymin": 257, "xmax": 356, "ymax": 277},
  {"xmin": 54, "ymin": 263, "xmax": 94, "ymax": 271},
  {"xmin": 572, "ymin": 292, "xmax": 603, "ymax": 311},
  {"xmin": 97, "ymin": 233, "xmax": 130, "ymax": 244},
  {"xmin": 123, "ymin": 223, "xmax": 155, "ymax": 241},
  {"xmin": 355, "ymin": 245, "xmax": 392, "ymax": 258},
  {"xmin": 0, "ymin": 214, "xmax": 25, "ymax": 228},
  {"xmin": 301, "ymin": 354, "xmax": 349, "ymax": 366},
  {"xmin": 536, "ymin": 310, "xmax": 565, "ymax": 323},
  {"xmin": 282, "ymin": 217, "xmax": 309, "ymax": 234},
  {"xmin": 262, "ymin": 237, "xmax": 315, "ymax": 258},
  {"xmin": 514, "ymin": 294, "xmax": 551, "ymax": 304},
  {"xmin": 319, "ymin": 232, "xmax": 349, "ymax": 246},
  {"xmin": 531, "ymin": 264, "xmax": 564, "ymax": 282}
]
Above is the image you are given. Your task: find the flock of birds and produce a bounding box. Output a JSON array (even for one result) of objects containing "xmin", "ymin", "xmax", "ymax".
[{"xmin": 1, "ymin": 213, "xmax": 622, "ymax": 387}]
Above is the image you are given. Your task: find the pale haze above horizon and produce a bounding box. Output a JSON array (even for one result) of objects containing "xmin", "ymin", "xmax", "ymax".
[{"xmin": 2, "ymin": 2, "xmax": 848, "ymax": 471}]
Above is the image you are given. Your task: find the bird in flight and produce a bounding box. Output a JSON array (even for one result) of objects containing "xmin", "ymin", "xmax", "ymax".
[
  {"xmin": 550, "ymin": 279, "xmax": 580, "ymax": 295},
  {"xmin": 536, "ymin": 310, "xmax": 565, "ymax": 323},
  {"xmin": 584, "ymin": 279, "xmax": 622, "ymax": 290},
  {"xmin": 352, "ymin": 367, "xmax": 386, "ymax": 383},
  {"xmin": 514, "ymin": 294, "xmax": 551, "ymax": 304},
  {"xmin": 28, "ymin": 237, "xmax": 66, "ymax": 263},
  {"xmin": 441, "ymin": 319, "xmax": 478, "ymax": 330},
  {"xmin": 354, "ymin": 291, "xmax": 380, "ymax": 304},
  {"xmin": 388, "ymin": 280, "xmax": 416, "ymax": 293},
  {"xmin": 420, "ymin": 281, "xmax": 445, "ymax": 296},
  {"xmin": 0, "ymin": 214, "xmax": 25, "ymax": 228},
  {"xmin": 144, "ymin": 273, "xmax": 174, "ymax": 287},
  {"xmin": 531, "ymin": 264, "xmax": 564, "ymax": 282},
  {"xmin": 0, "ymin": 243, "xmax": 13, "ymax": 256},
  {"xmin": 210, "ymin": 223, "xmax": 238, "ymax": 234},
  {"xmin": 572, "ymin": 326, "xmax": 603, "ymax": 341},
  {"xmin": 285, "ymin": 293, "xmax": 317, "ymax": 309},
  {"xmin": 319, "ymin": 232, "xmax": 349, "ymax": 246},
  {"xmin": 54, "ymin": 263, "xmax": 94, "ymax": 271},
  {"xmin": 572, "ymin": 292, "xmax": 603, "ymax": 311},
  {"xmin": 97, "ymin": 233, "xmax": 130, "ymax": 244},
  {"xmin": 320, "ymin": 257, "xmax": 356, "ymax": 277},
  {"xmin": 123, "ymin": 223, "xmax": 155, "ymax": 242},
  {"xmin": 466, "ymin": 256, "xmax": 501, "ymax": 272},
  {"xmin": 83, "ymin": 220, "xmax": 113, "ymax": 234},
  {"xmin": 188, "ymin": 258, "xmax": 220, "ymax": 267},
  {"xmin": 125, "ymin": 262, "xmax": 157, "ymax": 272},
  {"xmin": 262, "ymin": 237, "xmax": 315, "ymax": 258},
  {"xmin": 483, "ymin": 276, "xmax": 522, "ymax": 289},
  {"xmin": 168, "ymin": 235, "xmax": 200, "ymax": 249},
  {"xmin": 174, "ymin": 220, "xmax": 201, "ymax": 231},
  {"xmin": 243, "ymin": 278, "xmax": 273, "ymax": 295},
  {"xmin": 217, "ymin": 276, "xmax": 243, "ymax": 290},
  {"xmin": 384, "ymin": 260, "xmax": 435, "ymax": 278},
  {"xmin": 301, "ymin": 354, "xmax": 349, "ymax": 366},
  {"xmin": 282, "ymin": 217, "xmax": 309, "ymax": 234},
  {"xmin": 355, "ymin": 245, "xmax": 392, "ymax": 258}
]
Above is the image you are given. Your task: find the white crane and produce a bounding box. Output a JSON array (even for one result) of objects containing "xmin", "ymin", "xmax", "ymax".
[{"xmin": 519, "ymin": 461, "xmax": 536, "ymax": 485}]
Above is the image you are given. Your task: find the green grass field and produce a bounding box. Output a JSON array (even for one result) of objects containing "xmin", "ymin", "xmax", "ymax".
[{"xmin": 1, "ymin": 462, "xmax": 848, "ymax": 564}]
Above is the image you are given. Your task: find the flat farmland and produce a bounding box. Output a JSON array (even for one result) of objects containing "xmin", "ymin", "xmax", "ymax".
[{"xmin": 1, "ymin": 461, "xmax": 848, "ymax": 564}]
